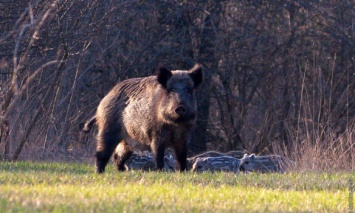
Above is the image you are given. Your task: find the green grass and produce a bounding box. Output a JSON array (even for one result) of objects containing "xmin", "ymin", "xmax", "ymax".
[{"xmin": 0, "ymin": 161, "xmax": 354, "ymax": 212}]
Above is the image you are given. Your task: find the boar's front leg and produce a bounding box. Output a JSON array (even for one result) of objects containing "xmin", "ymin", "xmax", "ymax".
[
  {"xmin": 174, "ymin": 141, "xmax": 188, "ymax": 171},
  {"xmin": 151, "ymin": 141, "xmax": 165, "ymax": 171},
  {"xmin": 151, "ymin": 131, "xmax": 167, "ymax": 171}
]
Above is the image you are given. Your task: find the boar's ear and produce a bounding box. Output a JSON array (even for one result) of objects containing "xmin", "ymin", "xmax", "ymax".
[
  {"xmin": 157, "ymin": 65, "xmax": 172, "ymax": 87},
  {"xmin": 189, "ymin": 64, "xmax": 203, "ymax": 88}
]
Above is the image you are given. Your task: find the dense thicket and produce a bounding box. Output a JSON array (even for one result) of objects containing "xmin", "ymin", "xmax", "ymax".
[{"xmin": 0, "ymin": 0, "xmax": 354, "ymax": 169}]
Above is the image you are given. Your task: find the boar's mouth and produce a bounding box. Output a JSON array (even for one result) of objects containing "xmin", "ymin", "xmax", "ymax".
[
  {"xmin": 174, "ymin": 112, "xmax": 196, "ymax": 124},
  {"xmin": 162, "ymin": 108, "xmax": 196, "ymax": 126}
]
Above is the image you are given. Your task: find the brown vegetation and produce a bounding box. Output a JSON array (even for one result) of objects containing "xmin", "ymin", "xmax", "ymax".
[{"xmin": 0, "ymin": 1, "xmax": 354, "ymax": 171}]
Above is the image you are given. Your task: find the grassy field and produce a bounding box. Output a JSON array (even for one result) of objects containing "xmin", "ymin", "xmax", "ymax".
[{"xmin": 0, "ymin": 161, "xmax": 354, "ymax": 212}]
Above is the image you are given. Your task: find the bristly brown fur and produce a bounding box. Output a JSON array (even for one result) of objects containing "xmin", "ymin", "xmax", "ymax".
[{"xmin": 94, "ymin": 64, "xmax": 203, "ymax": 173}]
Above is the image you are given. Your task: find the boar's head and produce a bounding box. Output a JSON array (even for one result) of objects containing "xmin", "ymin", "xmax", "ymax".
[{"xmin": 157, "ymin": 64, "xmax": 203, "ymax": 126}]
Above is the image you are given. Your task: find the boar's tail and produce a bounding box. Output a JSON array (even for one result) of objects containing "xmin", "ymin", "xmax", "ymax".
[{"xmin": 81, "ymin": 116, "xmax": 97, "ymax": 133}]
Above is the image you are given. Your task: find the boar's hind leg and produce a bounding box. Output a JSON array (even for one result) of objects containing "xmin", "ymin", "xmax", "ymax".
[
  {"xmin": 113, "ymin": 141, "xmax": 133, "ymax": 171},
  {"xmin": 95, "ymin": 131, "xmax": 121, "ymax": 173}
]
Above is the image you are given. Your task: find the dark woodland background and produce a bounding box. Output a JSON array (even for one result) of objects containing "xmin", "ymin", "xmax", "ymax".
[{"xmin": 0, "ymin": 0, "xmax": 354, "ymax": 170}]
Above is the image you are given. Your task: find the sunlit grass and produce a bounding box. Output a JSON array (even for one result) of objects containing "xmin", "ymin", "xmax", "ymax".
[{"xmin": 0, "ymin": 161, "xmax": 353, "ymax": 212}]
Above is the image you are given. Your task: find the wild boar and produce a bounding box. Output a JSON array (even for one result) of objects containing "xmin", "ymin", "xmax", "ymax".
[
  {"xmin": 94, "ymin": 64, "xmax": 203, "ymax": 173},
  {"xmin": 239, "ymin": 153, "xmax": 295, "ymax": 173},
  {"xmin": 191, "ymin": 156, "xmax": 240, "ymax": 173},
  {"xmin": 186, "ymin": 151, "xmax": 226, "ymax": 170},
  {"xmin": 115, "ymin": 150, "xmax": 176, "ymax": 172},
  {"xmin": 186, "ymin": 150, "xmax": 246, "ymax": 170}
]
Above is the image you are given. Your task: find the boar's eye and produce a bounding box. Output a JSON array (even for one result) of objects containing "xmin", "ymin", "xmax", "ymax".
[{"xmin": 184, "ymin": 87, "xmax": 193, "ymax": 94}]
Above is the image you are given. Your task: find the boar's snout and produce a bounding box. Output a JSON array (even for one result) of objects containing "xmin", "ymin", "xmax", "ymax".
[
  {"xmin": 174, "ymin": 104, "xmax": 196, "ymax": 123},
  {"xmin": 175, "ymin": 105, "xmax": 187, "ymax": 116}
]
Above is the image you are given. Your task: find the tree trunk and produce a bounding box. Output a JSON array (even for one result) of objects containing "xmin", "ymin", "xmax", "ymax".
[{"xmin": 190, "ymin": 1, "xmax": 222, "ymax": 154}]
